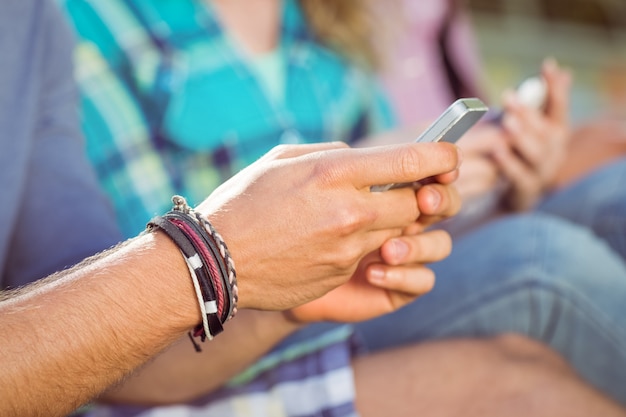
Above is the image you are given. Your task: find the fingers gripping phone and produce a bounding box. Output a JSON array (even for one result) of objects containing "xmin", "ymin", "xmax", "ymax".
[{"xmin": 371, "ymin": 97, "xmax": 489, "ymax": 192}]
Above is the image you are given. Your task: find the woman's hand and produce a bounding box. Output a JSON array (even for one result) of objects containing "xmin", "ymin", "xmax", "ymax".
[{"xmin": 492, "ymin": 58, "xmax": 573, "ymax": 210}]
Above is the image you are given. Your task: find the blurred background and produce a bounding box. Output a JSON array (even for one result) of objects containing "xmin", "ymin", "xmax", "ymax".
[{"xmin": 466, "ymin": 0, "xmax": 626, "ymax": 123}]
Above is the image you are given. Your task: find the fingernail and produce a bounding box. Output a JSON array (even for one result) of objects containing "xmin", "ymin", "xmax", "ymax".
[
  {"xmin": 368, "ymin": 266, "xmax": 386, "ymax": 284},
  {"xmin": 389, "ymin": 238, "xmax": 409, "ymax": 260},
  {"xmin": 425, "ymin": 188, "xmax": 441, "ymax": 210}
]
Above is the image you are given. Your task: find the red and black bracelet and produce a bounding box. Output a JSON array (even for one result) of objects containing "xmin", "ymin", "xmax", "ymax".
[{"xmin": 146, "ymin": 195, "xmax": 238, "ymax": 351}]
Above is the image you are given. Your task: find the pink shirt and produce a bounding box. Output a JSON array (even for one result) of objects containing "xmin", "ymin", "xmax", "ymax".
[{"xmin": 380, "ymin": 0, "xmax": 485, "ymax": 126}]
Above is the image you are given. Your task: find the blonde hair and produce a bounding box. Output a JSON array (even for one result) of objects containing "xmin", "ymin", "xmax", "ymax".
[{"xmin": 299, "ymin": 0, "xmax": 384, "ymax": 71}]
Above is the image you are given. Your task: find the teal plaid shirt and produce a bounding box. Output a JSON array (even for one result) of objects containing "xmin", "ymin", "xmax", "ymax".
[{"xmin": 61, "ymin": 0, "xmax": 394, "ymax": 237}]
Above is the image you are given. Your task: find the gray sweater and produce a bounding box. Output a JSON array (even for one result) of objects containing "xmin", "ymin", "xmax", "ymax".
[{"xmin": 0, "ymin": 0, "xmax": 121, "ymax": 289}]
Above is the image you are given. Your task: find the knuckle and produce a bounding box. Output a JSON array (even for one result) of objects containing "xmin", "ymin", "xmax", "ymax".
[
  {"xmin": 331, "ymin": 203, "xmax": 375, "ymax": 236},
  {"xmin": 342, "ymin": 246, "xmax": 364, "ymax": 269},
  {"xmin": 311, "ymin": 158, "xmax": 344, "ymax": 188},
  {"xmin": 331, "ymin": 241, "xmax": 364, "ymax": 271},
  {"xmin": 397, "ymin": 146, "xmax": 424, "ymax": 179},
  {"xmin": 312, "ymin": 154, "xmax": 346, "ymax": 187}
]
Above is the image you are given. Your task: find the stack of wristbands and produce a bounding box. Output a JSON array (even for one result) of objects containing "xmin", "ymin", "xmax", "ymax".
[{"xmin": 146, "ymin": 195, "xmax": 238, "ymax": 351}]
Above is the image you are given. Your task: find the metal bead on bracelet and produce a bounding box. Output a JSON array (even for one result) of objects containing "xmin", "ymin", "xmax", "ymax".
[{"xmin": 146, "ymin": 195, "xmax": 238, "ymax": 351}]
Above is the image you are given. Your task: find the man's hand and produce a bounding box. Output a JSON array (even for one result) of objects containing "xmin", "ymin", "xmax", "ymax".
[{"xmin": 197, "ymin": 141, "xmax": 461, "ymax": 312}]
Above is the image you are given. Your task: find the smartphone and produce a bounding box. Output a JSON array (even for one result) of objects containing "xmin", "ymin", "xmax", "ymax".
[
  {"xmin": 371, "ymin": 97, "xmax": 488, "ymax": 192},
  {"xmin": 516, "ymin": 76, "xmax": 547, "ymax": 110},
  {"xmin": 486, "ymin": 75, "xmax": 547, "ymax": 124}
]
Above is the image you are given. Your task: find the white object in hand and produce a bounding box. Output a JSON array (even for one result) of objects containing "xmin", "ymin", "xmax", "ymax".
[{"xmin": 516, "ymin": 77, "xmax": 547, "ymax": 110}]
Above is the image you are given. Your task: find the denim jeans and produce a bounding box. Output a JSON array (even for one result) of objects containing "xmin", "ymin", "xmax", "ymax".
[
  {"xmin": 279, "ymin": 159, "xmax": 626, "ymax": 405},
  {"xmin": 354, "ymin": 158, "xmax": 626, "ymax": 404},
  {"xmin": 537, "ymin": 157, "xmax": 626, "ymax": 259},
  {"xmin": 354, "ymin": 212, "xmax": 626, "ymax": 403}
]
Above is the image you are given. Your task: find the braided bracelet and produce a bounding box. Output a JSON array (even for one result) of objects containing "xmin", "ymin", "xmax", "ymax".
[
  {"xmin": 168, "ymin": 214, "xmax": 227, "ymax": 321},
  {"xmin": 147, "ymin": 215, "xmax": 223, "ymax": 344},
  {"xmin": 194, "ymin": 212, "xmax": 238, "ymax": 320},
  {"xmin": 171, "ymin": 196, "xmax": 238, "ymax": 320},
  {"xmin": 146, "ymin": 196, "xmax": 237, "ymax": 350},
  {"xmin": 170, "ymin": 196, "xmax": 237, "ymax": 323}
]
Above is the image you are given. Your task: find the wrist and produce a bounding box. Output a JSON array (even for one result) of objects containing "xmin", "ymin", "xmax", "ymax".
[
  {"xmin": 142, "ymin": 230, "xmax": 203, "ymax": 332},
  {"xmin": 146, "ymin": 195, "xmax": 240, "ymax": 347}
]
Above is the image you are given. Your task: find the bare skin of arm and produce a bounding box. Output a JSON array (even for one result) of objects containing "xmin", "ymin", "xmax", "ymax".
[
  {"xmin": 0, "ymin": 141, "xmax": 461, "ymax": 416},
  {"xmin": 0, "ymin": 231, "xmax": 198, "ymax": 417},
  {"xmin": 100, "ymin": 227, "xmax": 455, "ymax": 405},
  {"xmin": 99, "ymin": 143, "xmax": 463, "ymax": 405},
  {"xmin": 100, "ymin": 310, "xmax": 303, "ymax": 404}
]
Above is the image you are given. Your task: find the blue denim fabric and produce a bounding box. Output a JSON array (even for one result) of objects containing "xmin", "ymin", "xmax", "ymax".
[
  {"xmin": 354, "ymin": 213, "xmax": 626, "ymax": 401},
  {"xmin": 0, "ymin": 0, "xmax": 122, "ymax": 290},
  {"xmin": 280, "ymin": 160, "xmax": 626, "ymax": 405},
  {"xmin": 537, "ymin": 157, "xmax": 626, "ymax": 260}
]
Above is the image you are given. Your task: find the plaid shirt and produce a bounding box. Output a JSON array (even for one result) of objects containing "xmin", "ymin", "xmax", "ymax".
[
  {"xmin": 77, "ymin": 325, "xmax": 362, "ymax": 417},
  {"xmin": 61, "ymin": 0, "xmax": 394, "ymax": 237},
  {"xmin": 60, "ymin": 1, "xmax": 393, "ymax": 416}
]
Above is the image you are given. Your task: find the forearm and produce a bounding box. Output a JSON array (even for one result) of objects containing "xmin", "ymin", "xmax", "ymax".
[
  {"xmin": 0, "ymin": 141, "xmax": 462, "ymax": 415},
  {"xmin": 0, "ymin": 231, "xmax": 198, "ymax": 417},
  {"xmin": 100, "ymin": 309, "xmax": 303, "ymax": 405}
]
